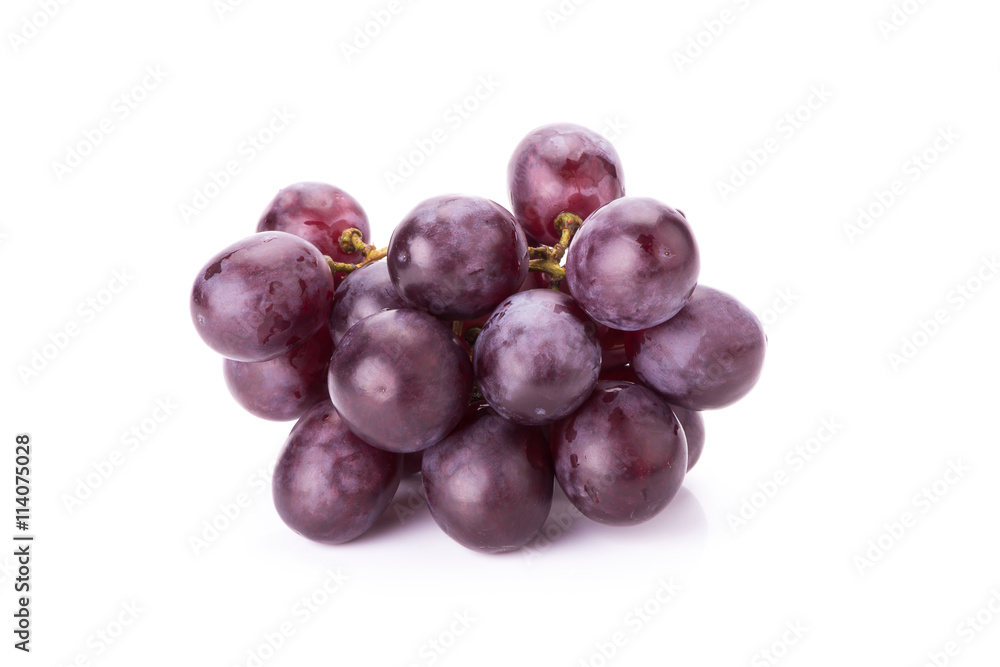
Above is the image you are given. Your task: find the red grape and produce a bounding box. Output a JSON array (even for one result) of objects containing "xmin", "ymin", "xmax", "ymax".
[
  {"xmin": 566, "ymin": 197, "xmax": 699, "ymax": 331},
  {"xmin": 551, "ymin": 381, "xmax": 687, "ymax": 526},
  {"xmin": 422, "ymin": 404, "xmax": 553, "ymax": 553},
  {"xmin": 223, "ymin": 326, "xmax": 333, "ymax": 421},
  {"xmin": 508, "ymin": 123, "xmax": 625, "ymax": 246},
  {"xmin": 190, "ymin": 232, "xmax": 334, "ymax": 362},
  {"xmin": 625, "ymin": 285, "xmax": 766, "ymax": 410},
  {"xmin": 473, "ymin": 290, "xmax": 600, "ymax": 425},
  {"xmin": 272, "ymin": 400, "xmax": 402, "ymax": 543},
  {"xmin": 387, "ymin": 195, "xmax": 528, "ymax": 320},
  {"xmin": 329, "ymin": 261, "xmax": 407, "ymax": 345},
  {"xmin": 257, "ymin": 182, "xmax": 370, "ymax": 287},
  {"xmin": 327, "ymin": 309, "xmax": 473, "ymax": 452}
]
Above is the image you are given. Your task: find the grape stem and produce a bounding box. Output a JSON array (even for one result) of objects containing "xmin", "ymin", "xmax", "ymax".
[
  {"xmin": 527, "ymin": 212, "xmax": 583, "ymax": 285},
  {"xmin": 325, "ymin": 228, "xmax": 388, "ymax": 274},
  {"xmin": 323, "ymin": 213, "xmax": 583, "ymax": 283}
]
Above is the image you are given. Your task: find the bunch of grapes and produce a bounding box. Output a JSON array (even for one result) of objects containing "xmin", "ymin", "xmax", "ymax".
[{"xmin": 189, "ymin": 123, "xmax": 767, "ymax": 553}]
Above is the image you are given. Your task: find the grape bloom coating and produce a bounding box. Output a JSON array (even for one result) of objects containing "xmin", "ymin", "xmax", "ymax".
[
  {"xmin": 257, "ymin": 182, "xmax": 370, "ymax": 287},
  {"xmin": 387, "ymin": 195, "xmax": 529, "ymax": 321},
  {"xmin": 508, "ymin": 122, "xmax": 625, "ymax": 246},
  {"xmin": 626, "ymin": 285, "xmax": 767, "ymax": 410},
  {"xmin": 567, "ymin": 197, "xmax": 700, "ymax": 331},
  {"xmin": 421, "ymin": 404, "xmax": 554, "ymax": 553},
  {"xmin": 190, "ymin": 231, "xmax": 335, "ymax": 362},
  {"xmin": 223, "ymin": 326, "xmax": 333, "ymax": 421},
  {"xmin": 272, "ymin": 400, "xmax": 402, "ymax": 543},
  {"xmin": 328, "ymin": 261, "xmax": 407, "ymax": 346},
  {"xmin": 474, "ymin": 289, "xmax": 601, "ymax": 426},
  {"xmin": 327, "ymin": 308, "xmax": 473, "ymax": 453},
  {"xmin": 551, "ymin": 381, "xmax": 688, "ymax": 526}
]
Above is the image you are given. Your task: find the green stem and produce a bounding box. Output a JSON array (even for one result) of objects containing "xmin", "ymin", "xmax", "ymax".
[
  {"xmin": 325, "ymin": 212, "xmax": 583, "ymax": 282},
  {"xmin": 526, "ymin": 211, "xmax": 583, "ymax": 285}
]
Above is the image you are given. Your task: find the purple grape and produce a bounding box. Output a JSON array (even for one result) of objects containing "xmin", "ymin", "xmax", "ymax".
[
  {"xmin": 257, "ymin": 182, "xmax": 370, "ymax": 287},
  {"xmin": 387, "ymin": 195, "xmax": 529, "ymax": 320},
  {"xmin": 190, "ymin": 232, "xmax": 335, "ymax": 362},
  {"xmin": 421, "ymin": 404, "xmax": 553, "ymax": 553},
  {"xmin": 327, "ymin": 309, "xmax": 473, "ymax": 452},
  {"xmin": 596, "ymin": 367, "xmax": 705, "ymax": 471},
  {"xmin": 272, "ymin": 400, "xmax": 402, "ymax": 543},
  {"xmin": 625, "ymin": 285, "xmax": 766, "ymax": 410},
  {"xmin": 329, "ymin": 262, "xmax": 407, "ymax": 345},
  {"xmin": 671, "ymin": 404, "xmax": 705, "ymax": 472},
  {"xmin": 508, "ymin": 123, "xmax": 625, "ymax": 246},
  {"xmin": 223, "ymin": 326, "xmax": 333, "ymax": 421},
  {"xmin": 566, "ymin": 197, "xmax": 699, "ymax": 331},
  {"xmin": 473, "ymin": 289, "xmax": 600, "ymax": 426},
  {"xmin": 551, "ymin": 381, "xmax": 687, "ymax": 526}
]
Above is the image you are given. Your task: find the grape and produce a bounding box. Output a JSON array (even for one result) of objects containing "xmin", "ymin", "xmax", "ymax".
[
  {"xmin": 257, "ymin": 182, "xmax": 370, "ymax": 287},
  {"xmin": 190, "ymin": 232, "xmax": 335, "ymax": 362},
  {"xmin": 566, "ymin": 197, "xmax": 699, "ymax": 331},
  {"xmin": 272, "ymin": 400, "xmax": 402, "ymax": 543},
  {"xmin": 551, "ymin": 381, "xmax": 687, "ymax": 526},
  {"xmin": 387, "ymin": 195, "xmax": 529, "ymax": 320},
  {"xmin": 625, "ymin": 285, "xmax": 766, "ymax": 410},
  {"xmin": 508, "ymin": 123, "xmax": 625, "ymax": 246},
  {"xmin": 421, "ymin": 404, "xmax": 553, "ymax": 553},
  {"xmin": 327, "ymin": 308, "xmax": 473, "ymax": 452},
  {"xmin": 473, "ymin": 289, "xmax": 600, "ymax": 425},
  {"xmin": 223, "ymin": 326, "xmax": 333, "ymax": 421},
  {"xmin": 329, "ymin": 262, "xmax": 407, "ymax": 345},
  {"xmin": 671, "ymin": 404, "xmax": 705, "ymax": 472},
  {"xmin": 596, "ymin": 366, "xmax": 705, "ymax": 470}
]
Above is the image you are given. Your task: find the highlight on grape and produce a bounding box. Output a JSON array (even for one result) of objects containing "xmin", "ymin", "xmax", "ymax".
[{"xmin": 187, "ymin": 121, "xmax": 768, "ymax": 553}]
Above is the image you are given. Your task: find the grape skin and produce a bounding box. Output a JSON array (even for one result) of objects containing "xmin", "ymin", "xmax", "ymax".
[
  {"xmin": 272, "ymin": 400, "xmax": 402, "ymax": 544},
  {"xmin": 329, "ymin": 262, "xmax": 407, "ymax": 346},
  {"xmin": 388, "ymin": 195, "xmax": 529, "ymax": 320},
  {"xmin": 551, "ymin": 381, "xmax": 687, "ymax": 526},
  {"xmin": 508, "ymin": 123, "xmax": 625, "ymax": 246},
  {"xmin": 328, "ymin": 309, "xmax": 473, "ymax": 453},
  {"xmin": 671, "ymin": 404, "xmax": 705, "ymax": 472},
  {"xmin": 223, "ymin": 326, "xmax": 333, "ymax": 421},
  {"xmin": 421, "ymin": 404, "xmax": 553, "ymax": 553},
  {"xmin": 473, "ymin": 289, "xmax": 601, "ymax": 426},
  {"xmin": 566, "ymin": 197, "xmax": 700, "ymax": 331},
  {"xmin": 257, "ymin": 182, "xmax": 370, "ymax": 287},
  {"xmin": 625, "ymin": 285, "xmax": 766, "ymax": 410},
  {"xmin": 190, "ymin": 231, "xmax": 335, "ymax": 362},
  {"xmin": 597, "ymin": 366, "xmax": 705, "ymax": 472}
]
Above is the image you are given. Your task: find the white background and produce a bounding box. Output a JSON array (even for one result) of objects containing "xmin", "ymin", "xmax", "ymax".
[{"xmin": 3, "ymin": 0, "xmax": 1000, "ymax": 665}]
